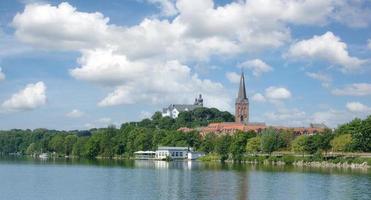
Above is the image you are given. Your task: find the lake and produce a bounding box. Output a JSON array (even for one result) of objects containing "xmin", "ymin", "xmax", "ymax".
[{"xmin": 0, "ymin": 157, "xmax": 370, "ymax": 200}]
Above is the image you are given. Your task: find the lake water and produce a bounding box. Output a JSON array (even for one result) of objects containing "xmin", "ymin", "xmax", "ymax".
[{"xmin": 0, "ymin": 157, "xmax": 370, "ymax": 200}]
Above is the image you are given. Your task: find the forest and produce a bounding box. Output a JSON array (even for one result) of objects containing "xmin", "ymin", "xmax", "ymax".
[{"xmin": 0, "ymin": 107, "xmax": 370, "ymax": 161}]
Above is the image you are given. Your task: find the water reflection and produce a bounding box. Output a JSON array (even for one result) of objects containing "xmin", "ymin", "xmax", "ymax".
[{"xmin": 0, "ymin": 157, "xmax": 369, "ymax": 200}]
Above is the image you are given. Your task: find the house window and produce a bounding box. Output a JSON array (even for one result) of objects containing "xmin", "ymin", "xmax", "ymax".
[
  {"xmin": 175, "ymin": 152, "xmax": 179, "ymax": 157},
  {"xmin": 180, "ymin": 152, "xmax": 183, "ymax": 157}
]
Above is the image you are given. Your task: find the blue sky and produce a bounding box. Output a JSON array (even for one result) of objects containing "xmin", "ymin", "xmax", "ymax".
[{"xmin": 0, "ymin": 0, "xmax": 370, "ymax": 130}]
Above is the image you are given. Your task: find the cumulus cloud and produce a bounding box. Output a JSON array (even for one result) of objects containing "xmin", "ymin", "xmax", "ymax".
[
  {"xmin": 13, "ymin": 1, "xmax": 350, "ymax": 61},
  {"xmin": 11, "ymin": 1, "xmax": 369, "ymax": 112},
  {"xmin": 346, "ymin": 102, "xmax": 371, "ymax": 113},
  {"xmin": 252, "ymin": 93, "xmax": 266, "ymax": 102},
  {"xmin": 287, "ymin": 32, "xmax": 365, "ymax": 72},
  {"xmin": 310, "ymin": 109, "xmax": 350, "ymax": 127},
  {"xmin": 69, "ymin": 49, "xmax": 232, "ymax": 110},
  {"xmin": 251, "ymin": 87, "xmax": 291, "ymax": 104},
  {"xmin": 264, "ymin": 108, "xmax": 307, "ymax": 126},
  {"xmin": 306, "ymin": 72, "xmax": 332, "ymax": 87},
  {"xmin": 225, "ymin": 72, "xmax": 240, "ymax": 84},
  {"xmin": 239, "ymin": 59, "xmax": 272, "ymax": 77},
  {"xmin": 66, "ymin": 109, "xmax": 84, "ymax": 118},
  {"xmin": 0, "ymin": 67, "xmax": 5, "ymax": 81},
  {"xmin": 332, "ymin": 83, "xmax": 371, "ymax": 96},
  {"xmin": 265, "ymin": 86, "xmax": 292, "ymax": 100},
  {"xmin": 139, "ymin": 110, "xmax": 152, "ymax": 119},
  {"xmin": 85, "ymin": 117, "xmax": 115, "ymax": 129},
  {"xmin": 12, "ymin": 3, "xmax": 111, "ymax": 51},
  {"xmin": 147, "ymin": 0, "xmax": 178, "ymax": 17},
  {"xmin": 1, "ymin": 81, "xmax": 47, "ymax": 111},
  {"xmin": 332, "ymin": 0, "xmax": 371, "ymax": 28}
]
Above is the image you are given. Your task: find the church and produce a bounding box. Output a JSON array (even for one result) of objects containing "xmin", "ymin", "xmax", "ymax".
[{"xmin": 180, "ymin": 72, "xmax": 327, "ymax": 136}]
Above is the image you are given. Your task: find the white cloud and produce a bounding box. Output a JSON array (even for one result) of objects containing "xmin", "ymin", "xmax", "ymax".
[
  {"xmin": 332, "ymin": 83, "xmax": 371, "ymax": 96},
  {"xmin": 332, "ymin": 0, "xmax": 371, "ymax": 28},
  {"xmin": 287, "ymin": 32, "xmax": 365, "ymax": 72},
  {"xmin": 265, "ymin": 86, "xmax": 292, "ymax": 100},
  {"xmin": 1, "ymin": 81, "xmax": 47, "ymax": 111},
  {"xmin": 139, "ymin": 111, "xmax": 152, "ymax": 119},
  {"xmin": 306, "ymin": 72, "xmax": 332, "ymax": 87},
  {"xmin": 252, "ymin": 93, "xmax": 266, "ymax": 102},
  {"xmin": 11, "ymin": 1, "xmax": 370, "ymax": 113},
  {"xmin": 66, "ymin": 109, "xmax": 84, "ymax": 118},
  {"xmin": 97, "ymin": 117, "xmax": 112, "ymax": 124},
  {"xmin": 0, "ymin": 29, "xmax": 32, "ymax": 57},
  {"xmin": 12, "ymin": 2, "xmax": 113, "ymax": 51},
  {"xmin": 84, "ymin": 117, "xmax": 115, "ymax": 129},
  {"xmin": 225, "ymin": 72, "xmax": 240, "ymax": 84},
  {"xmin": 239, "ymin": 59, "xmax": 272, "ymax": 77},
  {"xmin": 147, "ymin": 0, "xmax": 178, "ymax": 17},
  {"xmin": 263, "ymin": 106, "xmax": 370, "ymax": 128},
  {"xmin": 70, "ymin": 50, "xmax": 233, "ymax": 110},
  {"xmin": 251, "ymin": 87, "xmax": 291, "ymax": 104},
  {"xmin": 264, "ymin": 108, "xmax": 307, "ymax": 127},
  {"xmin": 346, "ymin": 102, "xmax": 371, "ymax": 113},
  {"xmin": 0, "ymin": 67, "xmax": 5, "ymax": 81},
  {"xmin": 368, "ymin": 39, "xmax": 371, "ymax": 50},
  {"xmin": 311, "ymin": 109, "xmax": 347, "ymax": 127}
]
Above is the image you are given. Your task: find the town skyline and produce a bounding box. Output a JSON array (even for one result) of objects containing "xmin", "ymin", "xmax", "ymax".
[{"xmin": 0, "ymin": 0, "xmax": 371, "ymax": 130}]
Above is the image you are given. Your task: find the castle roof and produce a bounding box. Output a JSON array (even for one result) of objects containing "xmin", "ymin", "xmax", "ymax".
[{"xmin": 164, "ymin": 104, "xmax": 202, "ymax": 112}]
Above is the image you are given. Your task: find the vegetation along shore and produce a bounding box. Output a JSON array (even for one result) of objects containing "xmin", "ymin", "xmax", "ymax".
[{"xmin": 0, "ymin": 108, "xmax": 370, "ymax": 169}]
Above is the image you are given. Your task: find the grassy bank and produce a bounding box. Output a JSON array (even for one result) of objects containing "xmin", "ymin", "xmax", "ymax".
[{"xmin": 199, "ymin": 153, "xmax": 371, "ymax": 168}]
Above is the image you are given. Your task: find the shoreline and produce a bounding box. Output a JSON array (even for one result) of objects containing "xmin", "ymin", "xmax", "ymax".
[{"xmin": 2, "ymin": 154, "xmax": 370, "ymax": 170}]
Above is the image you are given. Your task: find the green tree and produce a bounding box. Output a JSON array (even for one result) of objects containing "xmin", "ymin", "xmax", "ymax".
[
  {"xmin": 291, "ymin": 135, "xmax": 307, "ymax": 156},
  {"xmin": 246, "ymin": 137, "xmax": 261, "ymax": 154},
  {"xmin": 351, "ymin": 116, "xmax": 371, "ymax": 152},
  {"xmin": 279, "ymin": 130, "xmax": 295, "ymax": 149},
  {"xmin": 84, "ymin": 134, "xmax": 101, "ymax": 158},
  {"xmin": 64, "ymin": 135, "xmax": 77, "ymax": 156},
  {"xmin": 26, "ymin": 143, "xmax": 38, "ymax": 155},
  {"xmin": 230, "ymin": 132, "xmax": 249, "ymax": 162},
  {"xmin": 200, "ymin": 133, "xmax": 216, "ymax": 153},
  {"xmin": 72, "ymin": 137, "xmax": 87, "ymax": 157},
  {"xmin": 216, "ymin": 135, "xmax": 231, "ymax": 162},
  {"xmin": 330, "ymin": 134, "xmax": 352, "ymax": 152},
  {"xmin": 260, "ymin": 128, "xmax": 279, "ymax": 154},
  {"xmin": 49, "ymin": 135, "xmax": 65, "ymax": 154}
]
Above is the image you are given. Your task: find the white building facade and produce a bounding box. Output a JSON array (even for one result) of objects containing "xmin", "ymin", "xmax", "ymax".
[
  {"xmin": 155, "ymin": 147, "xmax": 188, "ymax": 160},
  {"xmin": 161, "ymin": 94, "xmax": 204, "ymax": 119}
]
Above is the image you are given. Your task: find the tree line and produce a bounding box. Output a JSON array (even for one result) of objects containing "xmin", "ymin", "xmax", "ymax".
[{"xmin": 0, "ymin": 108, "xmax": 370, "ymax": 161}]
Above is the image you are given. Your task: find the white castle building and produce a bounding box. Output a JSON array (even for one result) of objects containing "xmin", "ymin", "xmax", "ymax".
[{"xmin": 162, "ymin": 94, "xmax": 203, "ymax": 118}]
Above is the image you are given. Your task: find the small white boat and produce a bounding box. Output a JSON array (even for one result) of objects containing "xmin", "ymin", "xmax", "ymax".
[{"xmin": 39, "ymin": 153, "xmax": 48, "ymax": 159}]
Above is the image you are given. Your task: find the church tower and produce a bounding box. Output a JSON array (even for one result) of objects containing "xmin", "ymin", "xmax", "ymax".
[{"xmin": 235, "ymin": 72, "xmax": 249, "ymax": 124}]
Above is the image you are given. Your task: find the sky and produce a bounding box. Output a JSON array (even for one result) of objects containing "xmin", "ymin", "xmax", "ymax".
[{"xmin": 0, "ymin": 0, "xmax": 370, "ymax": 130}]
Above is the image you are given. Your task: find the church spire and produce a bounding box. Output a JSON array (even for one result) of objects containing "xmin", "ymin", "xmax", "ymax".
[
  {"xmin": 235, "ymin": 71, "xmax": 249, "ymax": 124},
  {"xmin": 237, "ymin": 71, "xmax": 247, "ymax": 101}
]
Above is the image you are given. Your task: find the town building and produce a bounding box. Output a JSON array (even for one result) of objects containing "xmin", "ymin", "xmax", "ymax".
[{"xmin": 162, "ymin": 94, "xmax": 203, "ymax": 118}]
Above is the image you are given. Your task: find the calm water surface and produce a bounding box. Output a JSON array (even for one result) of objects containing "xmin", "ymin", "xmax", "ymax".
[{"xmin": 0, "ymin": 157, "xmax": 370, "ymax": 200}]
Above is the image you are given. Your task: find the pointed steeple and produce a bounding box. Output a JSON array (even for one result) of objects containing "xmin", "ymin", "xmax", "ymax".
[{"xmin": 237, "ymin": 71, "xmax": 247, "ymax": 101}]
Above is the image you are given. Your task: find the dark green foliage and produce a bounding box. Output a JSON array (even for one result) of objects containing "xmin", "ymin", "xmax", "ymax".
[
  {"xmin": 260, "ymin": 128, "xmax": 280, "ymax": 154},
  {"xmin": 230, "ymin": 131, "xmax": 254, "ymax": 162},
  {"xmin": 215, "ymin": 135, "xmax": 231, "ymax": 162},
  {"xmin": 128, "ymin": 107, "xmax": 235, "ymax": 130},
  {"xmin": 0, "ymin": 114, "xmax": 369, "ymax": 160}
]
